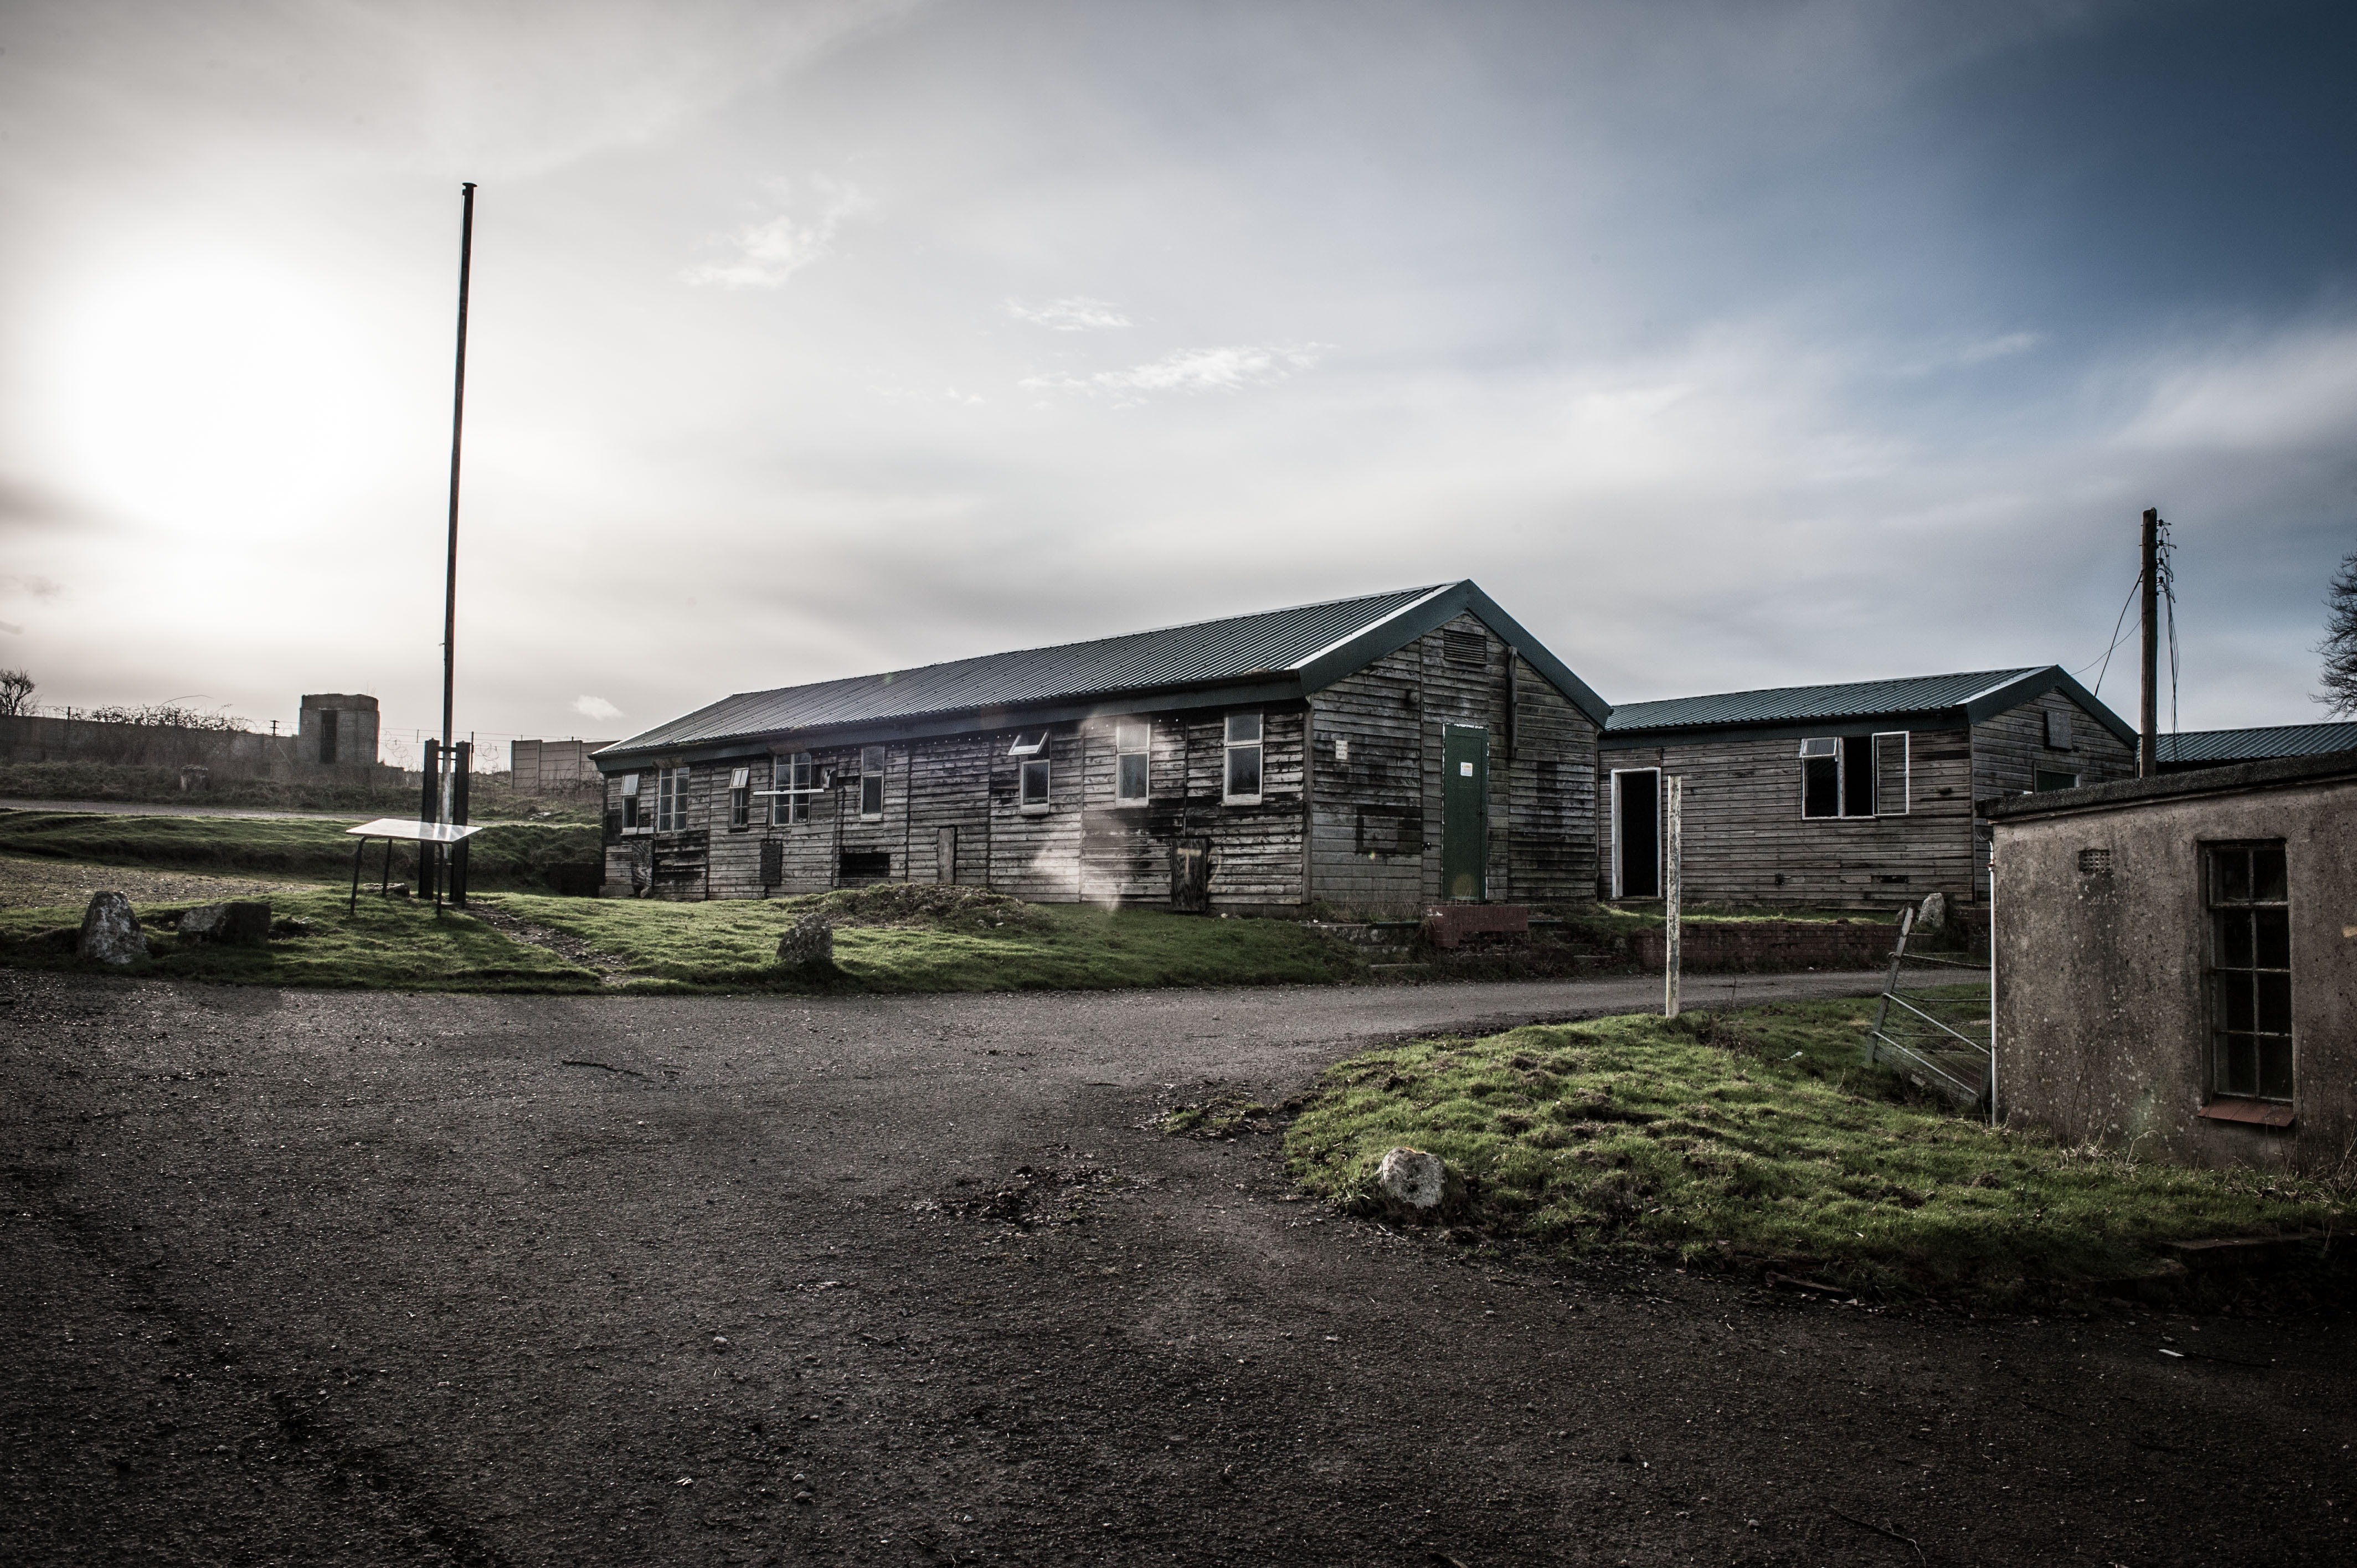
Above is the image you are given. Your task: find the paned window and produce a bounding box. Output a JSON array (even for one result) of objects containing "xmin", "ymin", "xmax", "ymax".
[
  {"xmin": 1799, "ymin": 739, "xmax": 1839, "ymax": 818},
  {"xmin": 728, "ymin": 767, "xmax": 751, "ymax": 830},
  {"xmin": 620, "ymin": 772, "xmax": 642, "ymax": 832},
  {"xmin": 859, "ymin": 746, "xmax": 886, "ymax": 819},
  {"xmin": 1800, "ymin": 736, "xmax": 1901, "ymax": 817},
  {"xmin": 1223, "ymin": 713, "xmax": 1263, "ymax": 804},
  {"xmin": 2209, "ymin": 843, "xmax": 2292, "ymax": 1102},
  {"xmin": 1020, "ymin": 757, "xmax": 1051, "ymax": 809},
  {"xmin": 1115, "ymin": 720, "xmax": 1150, "ymax": 804},
  {"xmin": 771, "ymin": 752, "xmax": 814, "ymax": 825},
  {"xmin": 655, "ymin": 766, "xmax": 691, "ymax": 832}
]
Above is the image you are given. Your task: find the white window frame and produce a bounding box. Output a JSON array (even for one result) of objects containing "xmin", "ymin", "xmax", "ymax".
[
  {"xmin": 728, "ymin": 766, "xmax": 752, "ymax": 830},
  {"xmin": 1114, "ymin": 719, "xmax": 1150, "ymax": 806},
  {"xmin": 859, "ymin": 745, "xmax": 886, "ymax": 820},
  {"xmin": 1222, "ymin": 712, "xmax": 1264, "ymax": 806},
  {"xmin": 619, "ymin": 771, "xmax": 644, "ymax": 834},
  {"xmin": 1020, "ymin": 756, "xmax": 1052, "ymax": 813},
  {"xmin": 1871, "ymin": 731, "xmax": 1910, "ymax": 817},
  {"xmin": 1798, "ymin": 737, "xmax": 1840, "ymax": 820},
  {"xmin": 764, "ymin": 752, "xmax": 815, "ymax": 826},
  {"xmin": 1007, "ymin": 731, "xmax": 1049, "ymax": 757},
  {"xmin": 655, "ymin": 766, "xmax": 691, "ymax": 832}
]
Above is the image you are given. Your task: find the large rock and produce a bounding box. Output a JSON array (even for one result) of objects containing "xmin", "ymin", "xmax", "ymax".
[
  {"xmin": 179, "ymin": 901, "xmax": 272, "ymax": 946},
  {"xmin": 776, "ymin": 912, "xmax": 835, "ymax": 971},
  {"xmin": 76, "ymin": 893, "xmax": 149, "ymax": 965},
  {"xmin": 1916, "ymin": 891, "xmax": 1948, "ymax": 934},
  {"xmin": 1373, "ymin": 1146, "xmax": 1464, "ymax": 1220}
]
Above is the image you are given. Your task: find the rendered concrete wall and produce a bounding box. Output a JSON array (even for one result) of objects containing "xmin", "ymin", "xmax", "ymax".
[{"xmin": 1991, "ymin": 774, "xmax": 2357, "ymax": 1173}]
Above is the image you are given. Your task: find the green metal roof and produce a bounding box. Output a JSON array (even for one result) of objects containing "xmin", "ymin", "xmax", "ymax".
[
  {"xmin": 2155, "ymin": 721, "xmax": 2357, "ymax": 765},
  {"xmin": 598, "ymin": 581, "xmax": 1608, "ymax": 764},
  {"xmin": 1603, "ymin": 666, "xmax": 2137, "ymax": 747}
]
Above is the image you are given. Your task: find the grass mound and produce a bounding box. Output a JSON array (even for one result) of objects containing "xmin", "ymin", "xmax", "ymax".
[
  {"xmin": 805, "ymin": 883, "xmax": 1053, "ymax": 934},
  {"xmin": 1286, "ymin": 994, "xmax": 2349, "ymax": 1305}
]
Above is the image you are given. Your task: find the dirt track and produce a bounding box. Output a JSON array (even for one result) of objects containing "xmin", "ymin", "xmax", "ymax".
[{"xmin": 4, "ymin": 966, "xmax": 2352, "ymax": 1566}]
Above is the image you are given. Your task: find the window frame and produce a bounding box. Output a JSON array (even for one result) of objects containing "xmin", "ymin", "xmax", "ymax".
[
  {"xmin": 858, "ymin": 745, "xmax": 886, "ymax": 820},
  {"xmin": 2205, "ymin": 841, "xmax": 2293, "ymax": 1110},
  {"xmin": 655, "ymin": 766, "xmax": 691, "ymax": 832},
  {"xmin": 1222, "ymin": 711, "xmax": 1264, "ymax": 806},
  {"xmin": 1799, "ymin": 738, "xmax": 1840, "ymax": 819},
  {"xmin": 1019, "ymin": 756, "xmax": 1052, "ymax": 812},
  {"xmin": 2032, "ymin": 767, "xmax": 2081, "ymax": 793},
  {"xmin": 768, "ymin": 752, "xmax": 815, "ymax": 826},
  {"xmin": 1114, "ymin": 719, "xmax": 1150, "ymax": 806},
  {"xmin": 619, "ymin": 771, "xmax": 644, "ymax": 834},
  {"xmin": 728, "ymin": 766, "xmax": 752, "ymax": 831}
]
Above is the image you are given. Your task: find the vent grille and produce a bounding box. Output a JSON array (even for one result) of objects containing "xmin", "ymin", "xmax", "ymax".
[
  {"xmin": 2078, "ymin": 848, "xmax": 2112, "ymax": 874},
  {"xmin": 1443, "ymin": 628, "xmax": 1486, "ymax": 666}
]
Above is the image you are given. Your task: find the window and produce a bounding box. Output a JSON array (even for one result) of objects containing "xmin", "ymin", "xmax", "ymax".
[
  {"xmin": 620, "ymin": 771, "xmax": 642, "ymax": 832},
  {"xmin": 1020, "ymin": 757, "xmax": 1051, "ymax": 810},
  {"xmin": 1840, "ymin": 735, "xmax": 1875, "ymax": 816},
  {"xmin": 2032, "ymin": 768, "xmax": 2080, "ymax": 792},
  {"xmin": 655, "ymin": 766, "xmax": 690, "ymax": 832},
  {"xmin": 728, "ymin": 767, "xmax": 751, "ymax": 830},
  {"xmin": 771, "ymin": 752, "xmax": 814, "ymax": 825},
  {"xmin": 1007, "ymin": 731, "xmax": 1048, "ymax": 756},
  {"xmin": 2209, "ymin": 843, "xmax": 2292, "ymax": 1104},
  {"xmin": 1799, "ymin": 739, "xmax": 1839, "ymax": 818},
  {"xmin": 839, "ymin": 849, "xmax": 891, "ymax": 879},
  {"xmin": 1872, "ymin": 732, "xmax": 1908, "ymax": 816},
  {"xmin": 859, "ymin": 745, "xmax": 886, "ymax": 819},
  {"xmin": 1223, "ymin": 713, "xmax": 1263, "ymax": 803},
  {"xmin": 1115, "ymin": 719, "xmax": 1150, "ymax": 804}
]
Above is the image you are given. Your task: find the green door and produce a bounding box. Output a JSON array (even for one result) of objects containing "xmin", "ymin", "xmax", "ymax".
[{"xmin": 1440, "ymin": 724, "xmax": 1489, "ymax": 901}]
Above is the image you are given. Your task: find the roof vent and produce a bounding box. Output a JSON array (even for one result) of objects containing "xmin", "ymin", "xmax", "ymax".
[{"xmin": 1443, "ymin": 628, "xmax": 1486, "ymax": 666}]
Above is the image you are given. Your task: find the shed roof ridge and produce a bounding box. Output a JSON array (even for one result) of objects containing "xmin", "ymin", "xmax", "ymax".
[
  {"xmin": 1614, "ymin": 666, "xmax": 2041, "ymax": 713},
  {"xmin": 1284, "ymin": 582, "xmax": 1460, "ymax": 672}
]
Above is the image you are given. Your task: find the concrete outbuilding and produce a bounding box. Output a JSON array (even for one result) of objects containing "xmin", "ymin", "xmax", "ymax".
[{"xmin": 1988, "ymin": 750, "xmax": 2357, "ymax": 1173}]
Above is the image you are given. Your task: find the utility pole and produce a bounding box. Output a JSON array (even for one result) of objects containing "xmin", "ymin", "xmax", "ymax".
[
  {"xmin": 2139, "ymin": 508, "xmax": 2159, "ymax": 778},
  {"xmin": 1663, "ymin": 773, "xmax": 1683, "ymax": 1019},
  {"xmin": 441, "ymin": 182, "xmax": 477, "ymax": 823}
]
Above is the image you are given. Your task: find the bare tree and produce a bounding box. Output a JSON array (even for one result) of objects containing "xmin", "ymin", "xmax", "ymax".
[
  {"xmin": 2322, "ymin": 551, "xmax": 2357, "ymax": 718},
  {"xmin": 0, "ymin": 668, "xmax": 32, "ymax": 717}
]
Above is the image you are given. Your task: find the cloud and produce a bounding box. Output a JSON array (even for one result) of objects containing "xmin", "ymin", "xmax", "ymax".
[
  {"xmin": 1958, "ymin": 331, "xmax": 2043, "ymax": 364},
  {"xmin": 0, "ymin": 622, "xmax": 20, "ymax": 636},
  {"xmin": 682, "ymin": 178, "xmax": 872, "ymax": 289},
  {"xmin": 573, "ymin": 695, "xmax": 623, "ymax": 721},
  {"xmin": 2118, "ymin": 323, "xmax": 2357, "ymax": 454},
  {"xmin": 1005, "ymin": 296, "xmax": 1131, "ymax": 331},
  {"xmin": 1024, "ymin": 343, "xmax": 1327, "ymax": 400}
]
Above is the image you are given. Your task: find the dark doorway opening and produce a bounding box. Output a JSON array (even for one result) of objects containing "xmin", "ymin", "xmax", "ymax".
[{"xmin": 1615, "ymin": 768, "xmax": 1660, "ymax": 899}]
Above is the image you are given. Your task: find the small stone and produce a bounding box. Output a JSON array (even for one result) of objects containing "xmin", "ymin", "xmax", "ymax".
[
  {"xmin": 776, "ymin": 913, "xmax": 835, "ymax": 971},
  {"xmin": 76, "ymin": 893, "xmax": 149, "ymax": 966},
  {"xmin": 179, "ymin": 901, "xmax": 272, "ymax": 946},
  {"xmin": 1374, "ymin": 1146, "xmax": 1464, "ymax": 1220}
]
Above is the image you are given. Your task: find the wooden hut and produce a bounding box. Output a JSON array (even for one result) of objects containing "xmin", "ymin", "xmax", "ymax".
[
  {"xmin": 1597, "ymin": 667, "xmax": 2137, "ymax": 911},
  {"xmin": 591, "ymin": 582, "xmax": 1609, "ymax": 912}
]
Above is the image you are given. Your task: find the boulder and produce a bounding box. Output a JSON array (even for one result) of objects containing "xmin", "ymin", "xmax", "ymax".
[
  {"xmin": 1373, "ymin": 1146, "xmax": 1464, "ymax": 1220},
  {"xmin": 76, "ymin": 893, "xmax": 149, "ymax": 966},
  {"xmin": 180, "ymin": 901, "xmax": 272, "ymax": 946},
  {"xmin": 1916, "ymin": 891, "xmax": 1948, "ymax": 933},
  {"xmin": 776, "ymin": 912, "xmax": 836, "ymax": 971}
]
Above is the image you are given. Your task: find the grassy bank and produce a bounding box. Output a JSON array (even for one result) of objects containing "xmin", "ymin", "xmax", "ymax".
[
  {"xmin": 494, "ymin": 885, "xmax": 1363, "ymax": 992},
  {"xmin": 1284, "ymin": 994, "xmax": 2348, "ymax": 1304},
  {"xmin": 0, "ymin": 887, "xmax": 598, "ymax": 992},
  {"xmin": 0, "ymin": 760, "xmax": 598, "ymax": 823},
  {"xmin": 0, "ymin": 810, "xmax": 601, "ymax": 891}
]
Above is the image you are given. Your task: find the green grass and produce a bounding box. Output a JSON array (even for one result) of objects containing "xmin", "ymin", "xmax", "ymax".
[
  {"xmin": 492, "ymin": 886, "xmax": 1365, "ymax": 993},
  {"xmin": 0, "ymin": 887, "xmax": 598, "ymax": 992},
  {"xmin": 1285, "ymin": 993, "xmax": 2349, "ymax": 1303},
  {"xmin": 0, "ymin": 809, "xmax": 601, "ymax": 890}
]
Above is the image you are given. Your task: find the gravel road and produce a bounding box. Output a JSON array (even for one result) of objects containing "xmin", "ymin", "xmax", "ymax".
[{"xmin": 4, "ymin": 966, "xmax": 2350, "ymax": 1566}]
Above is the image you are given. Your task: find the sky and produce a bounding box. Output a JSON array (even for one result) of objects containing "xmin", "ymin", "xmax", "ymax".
[{"xmin": 3, "ymin": 0, "xmax": 2352, "ymax": 764}]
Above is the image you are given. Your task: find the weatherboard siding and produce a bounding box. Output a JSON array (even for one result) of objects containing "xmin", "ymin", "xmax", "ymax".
[{"xmin": 1967, "ymin": 692, "xmax": 2137, "ymax": 899}]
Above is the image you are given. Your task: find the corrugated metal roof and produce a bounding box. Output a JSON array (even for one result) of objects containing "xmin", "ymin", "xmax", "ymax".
[
  {"xmin": 2155, "ymin": 721, "xmax": 2357, "ymax": 764},
  {"xmin": 1604, "ymin": 669, "xmax": 2043, "ymax": 733},
  {"xmin": 604, "ymin": 585, "xmax": 1449, "ymax": 755}
]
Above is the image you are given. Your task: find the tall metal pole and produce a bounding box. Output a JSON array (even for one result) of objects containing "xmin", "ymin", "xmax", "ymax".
[
  {"xmin": 2139, "ymin": 508, "xmax": 2159, "ymax": 778},
  {"xmin": 441, "ymin": 182, "xmax": 477, "ymax": 824},
  {"xmin": 1663, "ymin": 772, "xmax": 1682, "ymax": 1019}
]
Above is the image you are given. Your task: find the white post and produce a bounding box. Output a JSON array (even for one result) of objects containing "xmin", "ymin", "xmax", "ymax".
[{"xmin": 1664, "ymin": 772, "xmax": 1682, "ymax": 1018}]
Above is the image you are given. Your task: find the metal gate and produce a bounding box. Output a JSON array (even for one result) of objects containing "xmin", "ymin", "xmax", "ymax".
[{"xmin": 1864, "ymin": 907, "xmax": 1993, "ymax": 1112}]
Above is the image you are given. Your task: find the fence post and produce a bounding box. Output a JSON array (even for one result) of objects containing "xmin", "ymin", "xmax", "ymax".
[{"xmin": 1664, "ymin": 773, "xmax": 1682, "ymax": 1019}]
